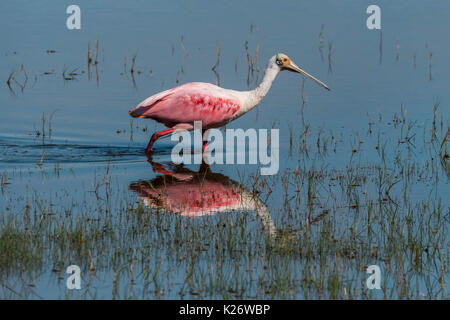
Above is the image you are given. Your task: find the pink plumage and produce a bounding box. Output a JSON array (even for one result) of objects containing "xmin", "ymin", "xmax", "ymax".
[
  {"xmin": 130, "ymin": 177, "xmax": 241, "ymax": 217},
  {"xmin": 130, "ymin": 82, "xmax": 240, "ymax": 128},
  {"xmin": 129, "ymin": 82, "xmax": 242, "ymax": 153}
]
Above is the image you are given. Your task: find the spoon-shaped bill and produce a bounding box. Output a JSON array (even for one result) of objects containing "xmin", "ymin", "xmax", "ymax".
[{"xmin": 287, "ymin": 61, "xmax": 330, "ymax": 91}]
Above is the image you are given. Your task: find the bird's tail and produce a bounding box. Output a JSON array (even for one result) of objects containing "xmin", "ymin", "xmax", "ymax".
[{"xmin": 128, "ymin": 107, "xmax": 146, "ymax": 118}]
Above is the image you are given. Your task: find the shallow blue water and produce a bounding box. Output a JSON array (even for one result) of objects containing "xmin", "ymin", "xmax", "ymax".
[
  {"xmin": 1, "ymin": 0, "xmax": 450, "ymax": 144},
  {"xmin": 0, "ymin": 0, "xmax": 449, "ymax": 299}
]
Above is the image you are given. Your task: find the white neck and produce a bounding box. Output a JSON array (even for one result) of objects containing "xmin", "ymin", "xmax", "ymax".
[
  {"xmin": 240, "ymin": 190, "xmax": 277, "ymax": 237},
  {"xmin": 239, "ymin": 56, "xmax": 280, "ymax": 113}
]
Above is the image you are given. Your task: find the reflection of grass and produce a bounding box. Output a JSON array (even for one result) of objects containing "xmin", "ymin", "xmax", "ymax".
[
  {"xmin": 0, "ymin": 107, "xmax": 448, "ymax": 299},
  {"xmin": 440, "ymin": 127, "xmax": 450, "ymax": 178},
  {"xmin": 1, "ymin": 174, "xmax": 11, "ymax": 194},
  {"xmin": 6, "ymin": 65, "xmax": 31, "ymax": 95},
  {"xmin": 440, "ymin": 127, "xmax": 449, "ymax": 158}
]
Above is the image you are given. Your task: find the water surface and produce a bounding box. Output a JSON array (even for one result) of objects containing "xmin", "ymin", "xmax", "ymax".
[{"xmin": 0, "ymin": 0, "xmax": 449, "ymax": 299}]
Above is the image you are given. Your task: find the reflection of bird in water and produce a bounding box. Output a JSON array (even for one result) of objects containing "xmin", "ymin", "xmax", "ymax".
[
  {"xmin": 129, "ymin": 160, "xmax": 277, "ymax": 236},
  {"xmin": 128, "ymin": 53, "xmax": 329, "ymax": 154}
]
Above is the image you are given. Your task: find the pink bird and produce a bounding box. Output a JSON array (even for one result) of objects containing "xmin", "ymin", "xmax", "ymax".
[
  {"xmin": 129, "ymin": 160, "xmax": 277, "ymax": 235},
  {"xmin": 128, "ymin": 53, "xmax": 329, "ymax": 154}
]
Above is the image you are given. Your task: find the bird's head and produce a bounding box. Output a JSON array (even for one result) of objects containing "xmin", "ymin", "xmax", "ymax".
[{"xmin": 274, "ymin": 53, "xmax": 330, "ymax": 91}]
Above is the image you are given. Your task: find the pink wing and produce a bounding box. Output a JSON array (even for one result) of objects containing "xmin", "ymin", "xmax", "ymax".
[{"xmin": 128, "ymin": 82, "xmax": 241, "ymax": 128}]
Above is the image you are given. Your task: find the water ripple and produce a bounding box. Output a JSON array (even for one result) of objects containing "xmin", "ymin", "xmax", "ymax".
[{"xmin": 0, "ymin": 137, "xmax": 147, "ymax": 164}]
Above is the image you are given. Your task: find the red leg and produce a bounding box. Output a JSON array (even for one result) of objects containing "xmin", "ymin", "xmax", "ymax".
[
  {"xmin": 145, "ymin": 128, "xmax": 174, "ymax": 154},
  {"xmin": 202, "ymin": 130, "xmax": 209, "ymax": 153},
  {"xmin": 151, "ymin": 162, "xmax": 174, "ymax": 176}
]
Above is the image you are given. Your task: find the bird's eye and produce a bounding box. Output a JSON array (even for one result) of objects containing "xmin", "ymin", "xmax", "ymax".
[{"xmin": 276, "ymin": 59, "xmax": 283, "ymax": 66}]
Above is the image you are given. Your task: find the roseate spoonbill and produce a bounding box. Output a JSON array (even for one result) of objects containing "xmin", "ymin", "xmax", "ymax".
[
  {"xmin": 128, "ymin": 53, "xmax": 329, "ymax": 154},
  {"xmin": 129, "ymin": 160, "xmax": 277, "ymax": 235}
]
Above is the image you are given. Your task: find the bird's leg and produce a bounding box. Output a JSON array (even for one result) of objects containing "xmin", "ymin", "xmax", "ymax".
[
  {"xmin": 145, "ymin": 128, "xmax": 174, "ymax": 154},
  {"xmin": 149, "ymin": 160, "xmax": 174, "ymax": 176},
  {"xmin": 146, "ymin": 133, "xmax": 159, "ymax": 154},
  {"xmin": 202, "ymin": 130, "xmax": 208, "ymax": 153}
]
